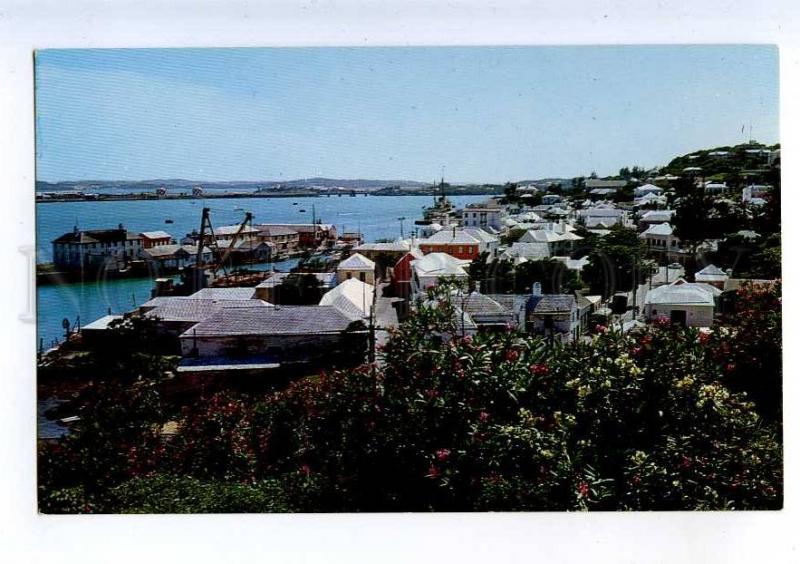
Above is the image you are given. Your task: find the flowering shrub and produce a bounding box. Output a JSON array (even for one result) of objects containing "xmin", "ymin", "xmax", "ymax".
[{"xmin": 39, "ymin": 286, "xmax": 782, "ymax": 512}]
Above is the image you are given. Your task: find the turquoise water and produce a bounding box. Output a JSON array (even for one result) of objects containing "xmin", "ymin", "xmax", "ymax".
[{"xmin": 36, "ymin": 195, "xmax": 485, "ymax": 346}]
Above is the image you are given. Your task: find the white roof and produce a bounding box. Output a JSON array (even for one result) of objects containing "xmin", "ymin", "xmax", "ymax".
[
  {"xmin": 140, "ymin": 230, "xmax": 173, "ymax": 239},
  {"xmin": 640, "ymin": 222, "xmax": 674, "ymax": 237},
  {"xmin": 82, "ymin": 314, "xmax": 123, "ymax": 330},
  {"xmin": 189, "ymin": 287, "xmax": 258, "ymax": 300},
  {"xmin": 411, "ymin": 252, "xmax": 469, "ymax": 277},
  {"xmin": 319, "ymin": 278, "xmax": 374, "ymax": 320},
  {"xmin": 338, "ymin": 252, "xmax": 376, "ymax": 271},
  {"xmin": 519, "ymin": 229, "xmax": 563, "ymax": 244},
  {"xmin": 645, "ymin": 279, "xmax": 718, "ymax": 306},
  {"xmin": 641, "ymin": 210, "xmax": 675, "ymax": 222},
  {"xmin": 506, "ymin": 242, "xmax": 551, "ymax": 260},
  {"xmin": 695, "ymin": 264, "xmax": 729, "ymax": 282}
]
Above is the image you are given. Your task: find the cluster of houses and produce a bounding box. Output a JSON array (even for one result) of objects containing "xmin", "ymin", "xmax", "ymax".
[{"xmin": 73, "ymin": 169, "xmax": 775, "ymax": 376}]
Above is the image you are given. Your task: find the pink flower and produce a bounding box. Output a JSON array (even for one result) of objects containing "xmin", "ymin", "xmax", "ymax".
[
  {"xmin": 436, "ymin": 448, "xmax": 451, "ymax": 462},
  {"xmin": 478, "ymin": 411, "xmax": 490, "ymax": 423},
  {"xmin": 679, "ymin": 456, "xmax": 691, "ymax": 470},
  {"xmin": 725, "ymin": 363, "xmax": 737, "ymax": 374},
  {"xmin": 577, "ymin": 480, "xmax": 590, "ymax": 498},
  {"xmin": 301, "ymin": 464, "xmax": 311, "ymax": 476},
  {"xmin": 427, "ymin": 465, "xmax": 441, "ymax": 479},
  {"xmin": 595, "ymin": 324, "xmax": 608, "ymax": 334},
  {"xmin": 630, "ymin": 345, "xmax": 643, "ymax": 357}
]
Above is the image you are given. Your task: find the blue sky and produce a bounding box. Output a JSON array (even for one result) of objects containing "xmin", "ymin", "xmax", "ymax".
[{"xmin": 35, "ymin": 46, "xmax": 779, "ymax": 183}]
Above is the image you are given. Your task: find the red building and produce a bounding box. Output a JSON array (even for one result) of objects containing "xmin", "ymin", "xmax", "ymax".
[
  {"xmin": 139, "ymin": 230, "xmax": 173, "ymax": 249},
  {"xmin": 418, "ymin": 228, "xmax": 497, "ymax": 261},
  {"xmin": 392, "ymin": 249, "xmax": 424, "ymax": 299}
]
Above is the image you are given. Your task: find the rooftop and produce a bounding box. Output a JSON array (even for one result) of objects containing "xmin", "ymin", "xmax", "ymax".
[{"xmin": 180, "ymin": 305, "xmax": 357, "ymax": 337}]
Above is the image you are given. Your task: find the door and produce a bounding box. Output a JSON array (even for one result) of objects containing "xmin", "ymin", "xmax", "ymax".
[{"xmin": 670, "ymin": 309, "xmax": 687, "ymax": 326}]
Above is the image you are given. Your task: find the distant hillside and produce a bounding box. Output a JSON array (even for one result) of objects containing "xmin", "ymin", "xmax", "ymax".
[{"xmin": 663, "ymin": 141, "xmax": 780, "ymax": 181}]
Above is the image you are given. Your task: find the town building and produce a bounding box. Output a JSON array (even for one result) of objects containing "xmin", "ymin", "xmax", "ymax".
[
  {"xmin": 319, "ymin": 278, "xmax": 375, "ymax": 321},
  {"xmin": 639, "ymin": 222, "xmax": 680, "ymax": 252},
  {"xmin": 419, "ymin": 227, "xmax": 499, "ymax": 260},
  {"xmin": 392, "ymin": 248, "xmax": 425, "ymax": 299},
  {"xmin": 410, "ymin": 252, "xmax": 470, "ymax": 297},
  {"xmin": 528, "ymin": 292, "xmax": 581, "ymax": 343},
  {"xmin": 462, "ymin": 201, "xmax": 503, "ymax": 231},
  {"xmin": 694, "ymin": 264, "xmax": 730, "ymax": 289},
  {"xmin": 643, "ymin": 279, "xmax": 720, "ymax": 327},
  {"xmin": 177, "ymin": 305, "xmax": 364, "ymax": 364},
  {"xmin": 337, "ymin": 252, "xmax": 377, "ymax": 284},
  {"xmin": 254, "ymin": 272, "xmax": 337, "ymax": 303}
]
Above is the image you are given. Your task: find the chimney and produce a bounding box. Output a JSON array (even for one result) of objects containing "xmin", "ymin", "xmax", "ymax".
[{"xmin": 725, "ymin": 268, "xmax": 733, "ymax": 277}]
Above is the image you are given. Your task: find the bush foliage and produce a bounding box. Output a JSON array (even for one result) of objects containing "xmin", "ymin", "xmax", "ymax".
[{"xmin": 39, "ymin": 283, "xmax": 782, "ymax": 512}]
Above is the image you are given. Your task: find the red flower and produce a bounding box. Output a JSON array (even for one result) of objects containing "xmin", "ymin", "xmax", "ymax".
[
  {"xmin": 698, "ymin": 332, "xmax": 710, "ymax": 346},
  {"xmin": 725, "ymin": 363, "xmax": 737, "ymax": 374},
  {"xmin": 505, "ymin": 349, "xmax": 520, "ymax": 362},
  {"xmin": 301, "ymin": 464, "xmax": 311, "ymax": 476},
  {"xmin": 529, "ymin": 363, "xmax": 549, "ymax": 376},
  {"xmin": 436, "ymin": 448, "xmax": 451, "ymax": 462},
  {"xmin": 427, "ymin": 465, "xmax": 441, "ymax": 479},
  {"xmin": 478, "ymin": 411, "xmax": 490, "ymax": 423},
  {"xmin": 577, "ymin": 480, "xmax": 590, "ymax": 498},
  {"xmin": 631, "ymin": 474, "xmax": 642, "ymax": 486},
  {"xmin": 595, "ymin": 324, "xmax": 608, "ymax": 334},
  {"xmin": 630, "ymin": 345, "xmax": 643, "ymax": 357},
  {"xmin": 679, "ymin": 456, "xmax": 691, "ymax": 470}
]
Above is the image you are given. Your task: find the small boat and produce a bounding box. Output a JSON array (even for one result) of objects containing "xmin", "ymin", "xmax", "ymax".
[
  {"xmin": 165, "ymin": 219, "xmax": 174, "ymax": 224},
  {"xmin": 234, "ymin": 206, "xmax": 244, "ymax": 211},
  {"xmin": 292, "ymin": 202, "xmax": 298, "ymax": 205},
  {"xmin": 299, "ymin": 209, "xmax": 306, "ymax": 213}
]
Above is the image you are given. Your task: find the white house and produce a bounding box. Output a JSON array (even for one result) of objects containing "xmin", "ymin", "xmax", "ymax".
[
  {"xmin": 462, "ymin": 202, "xmax": 503, "ymax": 231},
  {"xmin": 337, "ymin": 252, "xmax": 376, "ymax": 284},
  {"xmin": 639, "ymin": 222, "xmax": 680, "ymax": 252},
  {"xmin": 643, "ymin": 279, "xmax": 720, "ymax": 327},
  {"xmin": 319, "ymin": 278, "xmax": 374, "ymax": 321},
  {"xmin": 634, "ymin": 184, "xmax": 664, "ymax": 198},
  {"xmin": 410, "ymin": 252, "xmax": 470, "ymax": 297},
  {"xmin": 694, "ymin": 264, "xmax": 730, "ymax": 289}
]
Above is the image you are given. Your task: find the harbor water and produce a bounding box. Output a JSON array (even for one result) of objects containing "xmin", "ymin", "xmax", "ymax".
[{"xmin": 36, "ymin": 194, "xmax": 485, "ymax": 346}]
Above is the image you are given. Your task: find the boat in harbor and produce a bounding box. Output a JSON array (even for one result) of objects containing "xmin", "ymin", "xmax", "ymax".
[{"xmin": 165, "ymin": 218, "xmax": 174, "ymax": 224}]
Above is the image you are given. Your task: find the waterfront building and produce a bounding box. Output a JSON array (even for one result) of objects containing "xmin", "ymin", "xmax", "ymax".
[
  {"xmin": 139, "ymin": 230, "xmax": 173, "ymax": 248},
  {"xmin": 52, "ymin": 225, "xmax": 143, "ymax": 271},
  {"xmin": 252, "ymin": 223, "xmax": 337, "ymax": 248},
  {"xmin": 255, "ymin": 225, "xmax": 300, "ymax": 253}
]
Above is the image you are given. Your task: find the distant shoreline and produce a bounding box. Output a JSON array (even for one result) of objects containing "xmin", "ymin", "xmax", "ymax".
[{"xmin": 36, "ymin": 189, "xmax": 506, "ymax": 203}]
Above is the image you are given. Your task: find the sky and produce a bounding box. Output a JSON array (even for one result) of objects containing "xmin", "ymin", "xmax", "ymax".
[{"xmin": 35, "ymin": 46, "xmax": 779, "ymax": 184}]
